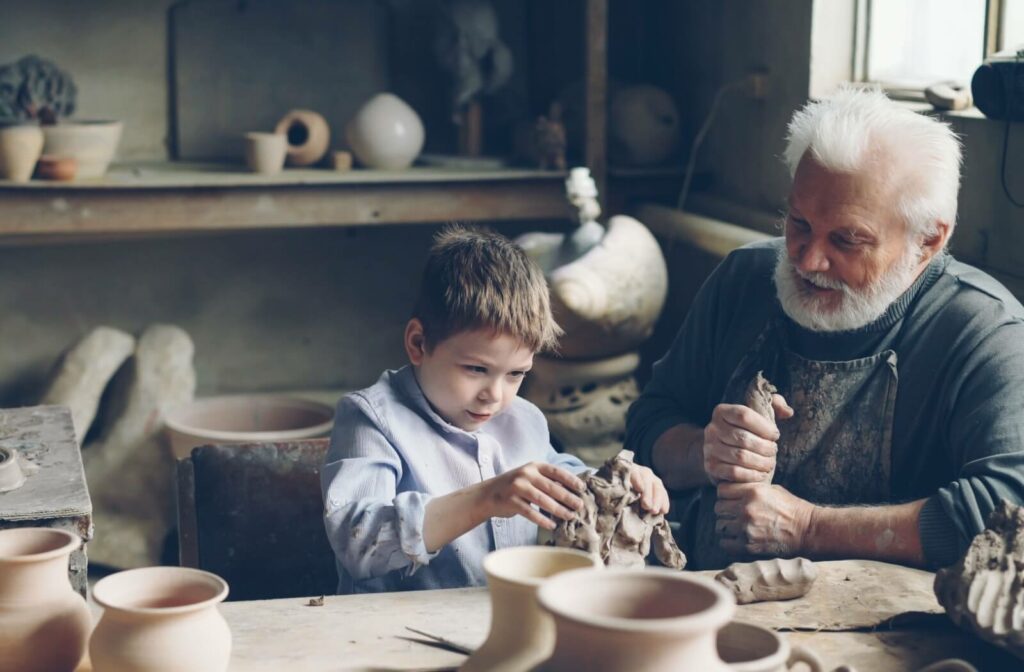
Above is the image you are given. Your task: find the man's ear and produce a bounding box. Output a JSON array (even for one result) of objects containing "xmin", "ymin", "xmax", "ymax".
[
  {"xmin": 920, "ymin": 220, "xmax": 952, "ymax": 261},
  {"xmin": 405, "ymin": 318, "xmax": 427, "ymax": 365}
]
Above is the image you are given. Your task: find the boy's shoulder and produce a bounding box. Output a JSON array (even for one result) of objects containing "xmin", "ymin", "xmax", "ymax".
[{"xmin": 339, "ymin": 367, "xmax": 423, "ymax": 435}]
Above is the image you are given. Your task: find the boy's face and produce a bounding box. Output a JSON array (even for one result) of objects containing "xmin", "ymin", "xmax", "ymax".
[{"xmin": 405, "ymin": 320, "xmax": 534, "ymax": 432}]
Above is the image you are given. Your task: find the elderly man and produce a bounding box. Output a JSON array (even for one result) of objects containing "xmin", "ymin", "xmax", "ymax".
[{"xmin": 626, "ymin": 87, "xmax": 1024, "ymax": 570}]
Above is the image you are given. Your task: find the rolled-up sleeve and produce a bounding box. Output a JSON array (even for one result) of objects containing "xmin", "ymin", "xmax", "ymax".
[
  {"xmin": 923, "ymin": 321, "xmax": 1024, "ymax": 567},
  {"xmin": 321, "ymin": 397, "xmax": 440, "ymax": 580}
]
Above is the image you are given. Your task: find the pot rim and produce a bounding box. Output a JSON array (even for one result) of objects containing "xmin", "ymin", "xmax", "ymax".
[
  {"xmin": 0, "ymin": 527, "xmax": 81, "ymax": 563},
  {"xmin": 163, "ymin": 394, "xmax": 335, "ymax": 443},
  {"xmin": 483, "ymin": 546, "xmax": 601, "ymax": 588},
  {"xmin": 41, "ymin": 119, "xmax": 123, "ymax": 127},
  {"xmin": 92, "ymin": 566, "xmax": 229, "ymax": 615},
  {"xmin": 537, "ymin": 567, "xmax": 736, "ymax": 634}
]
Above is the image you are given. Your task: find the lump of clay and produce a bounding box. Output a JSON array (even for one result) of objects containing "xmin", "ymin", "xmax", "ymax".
[
  {"xmin": 714, "ymin": 557, "xmax": 818, "ymax": 604},
  {"xmin": 551, "ymin": 450, "xmax": 686, "ymax": 570},
  {"xmin": 934, "ymin": 501, "xmax": 1024, "ymax": 659},
  {"xmin": 745, "ymin": 371, "xmax": 776, "ymax": 422}
]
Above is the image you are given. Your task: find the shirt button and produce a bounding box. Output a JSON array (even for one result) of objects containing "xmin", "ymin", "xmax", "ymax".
[{"xmin": 480, "ymin": 455, "xmax": 490, "ymax": 465}]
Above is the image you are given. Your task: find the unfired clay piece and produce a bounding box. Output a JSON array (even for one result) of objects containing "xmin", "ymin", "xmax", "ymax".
[
  {"xmin": 745, "ymin": 370, "xmax": 777, "ymax": 422},
  {"xmin": 934, "ymin": 500, "xmax": 1024, "ymax": 660},
  {"xmin": 40, "ymin": 325, "xmax": 135, "ymax": 442},
  {"xmin": 551, "ymin": 450, "xmax": 686, "ymax": 570},
  {"xmin": 714, "ymin": 557, "xmax": 818, "ymax": 605}
]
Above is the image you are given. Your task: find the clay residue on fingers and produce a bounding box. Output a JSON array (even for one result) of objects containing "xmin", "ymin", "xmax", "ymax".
[
  {"xmin": 714, "ymin": 557, "xmax": 817, "ymax": 604},
  {"xmin": 551, "ymin": 450, "xmax": 686, "ymax": 570}
]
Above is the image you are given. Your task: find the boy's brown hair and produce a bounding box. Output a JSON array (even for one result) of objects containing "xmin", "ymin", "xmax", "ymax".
[{"xmin": 413, "ymin": 224, "xmax": 561, "ymax": 353}]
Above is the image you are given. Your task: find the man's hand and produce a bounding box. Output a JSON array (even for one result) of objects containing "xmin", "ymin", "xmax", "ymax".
[
  {"xmin": 628, "ymin": 464, "xmax": 670, "ymax": 515},
  {"xmin": 478, "ymin": 462, "xmax": 584, "ymax": 530},
  {"xmin": 713, "ymin": 482, "xmax": 814, "ymax": 556},
  {"xmin": 703, "ymin": 394, "xmax": 793, "ymax": 484}
]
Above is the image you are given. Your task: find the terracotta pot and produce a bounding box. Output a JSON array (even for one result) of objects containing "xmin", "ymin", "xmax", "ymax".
[
  {"xmin": 718, "ymin": 621, "xmax": 823, "ymax": 672},
  {"xmin": 90, "ymin": 566, "xmax": 231, "ymax": 672},
  {"xmin": 274, "ymin": 109, "xmax": 330, "ymax": 167},
  {"xmin": 460, "ymin": 547, "xmax": 601, "ymax": 672},
  {"xmin": 163, "ymin": 394, "xmax": 334, "ymax": 460},
  {"xmin": 536, "ymin": 567, "xmax": 735, "ymax": 672},
  {"xmin": 0, "ymin": 528, "xmax": 91, "ymax": 672},
  {"xmin": 345, "ymin": 93, "xmax": 424, "ymax": 169},
  {"xmin": 0, "ymin": 123, "xmax": 44, "ymax": 182},
  {"xmin": 41, "ymin": 120, "xmax": 122, "ymax": 178},
  {"xmin": 243, "ymin": 132, "xmax": 287, "ymax": 174}
]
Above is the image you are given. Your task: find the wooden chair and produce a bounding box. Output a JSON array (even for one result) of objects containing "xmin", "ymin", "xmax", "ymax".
[{"xmin": 176, "ymin": 439, "xmax": 337, "ymax": 601}]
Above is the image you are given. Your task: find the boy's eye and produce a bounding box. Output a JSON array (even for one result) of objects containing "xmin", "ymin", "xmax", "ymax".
[
  {"xmin": 508, "ymin": 370, "xmax": 527, "ymax": 379},
  {"xmin": 463, "ymin": 365, "xmax": 487, "ymax": 374}
]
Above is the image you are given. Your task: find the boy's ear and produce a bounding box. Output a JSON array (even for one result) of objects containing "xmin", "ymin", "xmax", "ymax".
[{"xmin": 404, "ymin": 318, "xmax": 427, "ymax": 365}]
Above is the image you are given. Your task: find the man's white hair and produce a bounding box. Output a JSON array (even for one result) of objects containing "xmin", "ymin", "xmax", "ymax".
[{"xmin": 782, "ymin": 86, "xmax": 962, "ymax": 238}]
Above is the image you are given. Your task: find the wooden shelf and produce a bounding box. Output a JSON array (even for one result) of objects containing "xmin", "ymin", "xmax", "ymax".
[{"xmin": 0, "ymin": 161, "xmax": 571, "ymax": 244}]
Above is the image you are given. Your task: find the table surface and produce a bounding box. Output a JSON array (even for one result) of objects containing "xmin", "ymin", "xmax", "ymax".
[{"xmin": 76, "ymin": 560, "xmax": 1017, "ymax": 672}]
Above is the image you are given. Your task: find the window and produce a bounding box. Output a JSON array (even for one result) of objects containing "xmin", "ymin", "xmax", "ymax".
[{"xmin": 858, "ymin": 0, "xmax": 1024, "ymax": 92}]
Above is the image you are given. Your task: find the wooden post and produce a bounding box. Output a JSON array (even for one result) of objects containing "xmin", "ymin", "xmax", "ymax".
[
  {"xmin": 458, "ymin": 100, "xmax": 483, "ymax": 157},
  {"xmin": 584, "ymin": 0, "xmax": 608, "ymax": 205}
]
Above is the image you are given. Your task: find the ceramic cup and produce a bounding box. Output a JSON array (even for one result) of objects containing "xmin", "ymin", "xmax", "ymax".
[
  {"xmin": 0, "ymin": 528, "xmax": 91, "ymax": 672},
  {"xmin": 0, "ymin": 123, "xmax": 44, "ymax": 182},
  {"xmin": 718, "ymin": 621, "xmax": 824, "ymax": 672},
  {"xmin": 90, "ymin": 566, "xmax": 231, "ymax": 672},
  {"xmin": 243, "ymin": 132, "xmax": 287, "ymax": 175},
  {"xmin": 536, "ymin": 567, "xmax": 736, "ymax": 672},
  {"xmin": 460, "ymin": 546, "xmax": 601, "ymax": 672},
  {"xmin": 0, "ymin": 445, "xmax": 26, "ymax": 492}
]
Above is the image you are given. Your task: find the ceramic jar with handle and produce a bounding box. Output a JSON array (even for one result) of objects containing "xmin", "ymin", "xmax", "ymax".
[
  {"xmin": 89, "ymin": 566, "xmax": 231, "ymax": 672},
  {"xmin": 0, "ymin": 527, "xmax": 92, "ymax": 672}
]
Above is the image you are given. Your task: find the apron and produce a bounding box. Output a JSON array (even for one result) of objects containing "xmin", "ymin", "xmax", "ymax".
[{"xmin": 687, "ymin": 317, "xmax": 900, "ymax": 569}]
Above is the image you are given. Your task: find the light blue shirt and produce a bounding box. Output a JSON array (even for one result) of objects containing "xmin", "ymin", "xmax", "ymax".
[{"xmin": 321, "ymin": 365, "xmax": 588, "ymax": 593}]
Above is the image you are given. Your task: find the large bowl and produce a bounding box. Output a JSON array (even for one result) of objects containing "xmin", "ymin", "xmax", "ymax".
[
  {"xmin": 41, "ymin": 120, "xmax": 123, "ymax": 178},
  {"xmin": 163, "ymin": 395, "xmax": 334, "ymax": 460}
]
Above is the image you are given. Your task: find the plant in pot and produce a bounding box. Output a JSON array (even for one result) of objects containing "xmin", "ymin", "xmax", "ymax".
[{"xmin": 0, "ymin": 55, "xmax": 122, "ymax": 180}]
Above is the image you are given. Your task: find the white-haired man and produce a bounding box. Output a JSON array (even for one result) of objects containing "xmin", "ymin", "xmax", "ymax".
[{"xmin": 626, "ymin": 87, "xmax": 1024, "ymax": 569}]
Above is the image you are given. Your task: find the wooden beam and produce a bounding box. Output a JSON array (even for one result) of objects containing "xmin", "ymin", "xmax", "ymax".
[{"xmin": 584, "ymin": 0, "xmax": 608, "ymax": 204}]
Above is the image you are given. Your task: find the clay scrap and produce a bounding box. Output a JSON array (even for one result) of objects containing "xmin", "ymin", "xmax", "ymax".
[
  {"xmin": 934, "ymin": 500, "xmax": 1024, "ymax": 660},
  {"xmin": 745, "ymin": 371, "xmax": 777, "ymax": 422},
  {"xmin": 715, "ymin": 557, "xmax": 818, "ymax": 604},
  {"xmin": 551, "ymin": 450, "xmax": 686, "ymax": 569}
]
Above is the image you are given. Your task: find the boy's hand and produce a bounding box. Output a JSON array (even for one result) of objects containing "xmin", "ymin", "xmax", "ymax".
[
  {"xmin": 629, "ymin": 464, "xmax": 670, "ymax": 515},
  {"xmin": 480, "ymin": 462, "xmax": 585, "ymax": 530}
]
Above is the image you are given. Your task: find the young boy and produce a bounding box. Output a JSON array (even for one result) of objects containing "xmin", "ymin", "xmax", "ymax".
[{"xmin": 321, "ymin": 225, "xmax": 669, "ymax": 593}]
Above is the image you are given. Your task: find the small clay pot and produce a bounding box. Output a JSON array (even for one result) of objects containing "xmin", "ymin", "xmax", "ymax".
[
  {"xmin": 460, "ymin": 547, "xmax": 601, "ymax": 672},
  {"xmin": 536, "ymin": 567, "xmax": 735, "ymax": 672},
  {"xmin": 41, "ymin": 120, "xmax": 122, "ymax": 178},
  {"xmin": 90, "ymin": 566, "xmax": 231, "ymax": 672},
  {"xmin": 243, "ymin": 132, "xmax": 287, "ymax": 175},
  {"xmin": 0, "ymin": 528, "xmax": 91, "ymax": 672},
  {"xmin": 274, "ymin": 109, "xmax": 330, "ymax": 167},
  {"xmin": 0, "ymin": 123, "xmax": 44, "ymax": 182},
  {"xmin": 35, "ymin": 155, "xmax": 77, "ymax": 181},
  {"xmin": 718, "ymin": 621, "xmax": 824, "ymax": 672}
]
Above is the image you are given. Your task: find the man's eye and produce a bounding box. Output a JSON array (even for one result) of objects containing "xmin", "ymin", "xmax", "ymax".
[{"xmin": 789, "ymin": 217, "xmax": 810, "ymax": 232}]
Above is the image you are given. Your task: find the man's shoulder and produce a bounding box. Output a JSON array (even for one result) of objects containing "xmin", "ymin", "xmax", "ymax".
[{"xmin": 943, "ymin": 258, "xmax": 1024, "ymax": 317}]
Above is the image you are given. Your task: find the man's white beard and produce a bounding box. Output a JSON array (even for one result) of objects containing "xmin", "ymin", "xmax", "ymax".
[{"xmin": 773, "ymin": 245, "xmax": 921, "ymax": 332}]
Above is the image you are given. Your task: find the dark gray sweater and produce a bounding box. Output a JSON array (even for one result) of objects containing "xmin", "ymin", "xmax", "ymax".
[{"xmin": 626, "ymin": 238, "xmax": 1024, "ymax": 568}]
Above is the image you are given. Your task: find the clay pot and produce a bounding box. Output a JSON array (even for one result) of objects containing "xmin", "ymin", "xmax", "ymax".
[
  {"xmin": 0, "ymin": 445, "xmax": 26, "ymax": 492},
  {"xmin": 536, "ymin": 567, "xmax": 735, "ymax": 672},
  {"xmin": 345, "ymin": 93, "xmax": 424, "ymax": 169},
  {"xmin": 243, "ymin": 132, "xmax": 287, "ymax": 174},
  {"xmin": 41, "ymin": 120, "xmax": 123, "ymax": 178},
  {"xmin": 718, "ymin": 622, "xmax": 823, "ymax": 672},
  {"xmin": 460, "ymin": 547, "xmax": 601, "ymax": 672},
  {"xmin": 608, "ymin": 84, "xmax": 681, "ymax": 166},
  {"xmin": 90, "ymin": 566, "xmax": 231, "ymax": 672},
  {"xmin": 274, "ymin": 109, "xmax": 330, "ymax": 167},
  {"xmin": 163, "ymin": 395, "xmax": 334, "ymax": 460},
  {"xmin": 0, "ymin": 528, "xmax": 91, "ymax": 672},
  {"xmin": 0, "ymin": 123, "xmax": 44, "ymax": 182},
  {"xmin": 547, "ymin": 215, "xmax": 668, "ymax": 360}
]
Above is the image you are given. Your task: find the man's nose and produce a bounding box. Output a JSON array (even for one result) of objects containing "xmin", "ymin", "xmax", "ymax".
[{"xmin": 795, "ymin": 237, "xmax": 830, "ymax": 273}]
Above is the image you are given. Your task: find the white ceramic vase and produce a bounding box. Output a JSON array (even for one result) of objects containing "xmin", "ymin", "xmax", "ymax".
[
  {"xmin": 0, "ymin": 528, "xmax": 91, "ymax": 672},
  {"xmin": 0, "ymin": 124, "xmax": 44, "ymax": 182},
  {"xmin": 90, "ymin": 566, "xmax": 231, "ymax": 672},
  {"xmin": 41, "ymin": 120, "xmax": 123, "ymax": 178},
  {"xmin": 460, "ymin": 546, "xmax": 601, "ymax": 672},
  {"xmin": 536, "ymin": 567, "xmax": 735, "ymax": 672},
  {"xmin": 345, "ymin": 93, "xmax": 424, "ymax": 169}
]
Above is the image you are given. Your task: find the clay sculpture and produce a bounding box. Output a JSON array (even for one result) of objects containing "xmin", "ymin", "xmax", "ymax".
[
  {"xmin": 934, "ymin": 500, "xmax": 1024, "ymax": 660},
  {"xmin": 745, "ymin": 370, "xmax": 778, "ymax": 480},
  {"xmin": 714, "ymin": 557, "xmax": 818, "ymax": 604},
  {"xmin": 551, "ymin": 450, "xmax": 686, "ymax": 569}
]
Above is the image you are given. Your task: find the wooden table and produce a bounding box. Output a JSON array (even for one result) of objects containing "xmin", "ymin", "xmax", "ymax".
[{"xmin": 78, "ymin": 561, "xmax": 1016, "ymax": 671}]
